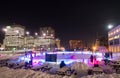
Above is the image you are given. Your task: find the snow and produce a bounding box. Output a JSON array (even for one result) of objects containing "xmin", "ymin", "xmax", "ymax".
[
  {"xmin": 0, "ymin": 62, "xmax": 88, "ymax": 78},
  {"xmin": 81, "ymin": 73, "xmax": 120, "ymax": 78},
  {"xmin": 0, "ymin": 62, "xmax": 120, "ymax": 78},
  {"xmin": 0, "ymin": 54, "xmax": 23, "ymax": 60},
  {"xmin": 0, "ymin": 67, "xmax": 64, "ymax": 78},
  {"xmin": 1, "ymin": 52, "xmax": 120, "ymax": 78},
  {"xmin": 71, "ymin": 62, "xmax": 89, "ymax": 72}
]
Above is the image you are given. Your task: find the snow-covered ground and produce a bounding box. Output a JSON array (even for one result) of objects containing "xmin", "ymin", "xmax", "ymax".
[
  {"xmin": 0, "ymin": 62, "xmax": 89, "ymax": 78},
  {"xmin": 0, "ymin": 65, "xmax": 120, "ymax": 78},
  {"xmin": 81, "ymin": 73, "xmax": 120, "ymax": 78},
  {"xmin": 0, "ymin": 54, "xmax": 23, "ymax": 60},
  {"xmin": 0, "ymin": 51, "xmax": 120, "ymax": 78}
]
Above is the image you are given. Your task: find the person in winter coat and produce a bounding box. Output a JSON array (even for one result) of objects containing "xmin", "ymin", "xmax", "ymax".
[{"xmin": 60, "ymin": 61, "xmax": 66, "ymax": 68}]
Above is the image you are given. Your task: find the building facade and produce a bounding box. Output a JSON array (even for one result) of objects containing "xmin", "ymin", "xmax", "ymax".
[
  {"xmin": 3, "ymin": 25, "xmax": 60, "ymax": 51},
  {"xmin": 34, "ymin": 37, "xmax": 56, "ymax": 51},
  {"xmin": 69, "ymin": 40, "xmax": 82, "ymax": 50},
  {"xmin": 3, "ymin": 25, "xmax": 25, "ymax": 50},
  {"xmin": 108, "ymin": 25, "xmax": 120, "ymax": 52},
  {"xmin": 40, "ymin": 27, "xmax": 55, "ymax": 38}
]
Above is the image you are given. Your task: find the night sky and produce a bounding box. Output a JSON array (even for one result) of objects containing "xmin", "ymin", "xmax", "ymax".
[{"xmin": 0, "ymin": 0, "xmax": 120, "ymax": 47}]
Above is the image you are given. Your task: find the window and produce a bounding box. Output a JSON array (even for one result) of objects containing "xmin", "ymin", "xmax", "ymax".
[
  {"xmin": 110, "ymin": 40, "xmax": 113, "ymax": 45},
  {"xmin": 114, "ymin": 39, "xmax": 119, "ymax": 45}
]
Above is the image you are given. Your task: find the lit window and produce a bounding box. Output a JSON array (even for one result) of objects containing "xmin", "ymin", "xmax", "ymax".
[
  {"xmin": 111, "ymin": 33, "xmax": 113, "ymax": 35},
  {"xmin": 114, "ymin": 35, "xmax": 119, "ymax": 39},
  {"xmin": 114, "ymin": 31, "xmax": 115, "ymax": 34},
  {"xmin": 116, "ymin": 29, "xmax": 118, "ymax": 32}
]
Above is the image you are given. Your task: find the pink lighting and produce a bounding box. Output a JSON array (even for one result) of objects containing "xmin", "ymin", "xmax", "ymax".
[
  {"xmin": 70, "ymin": 55, "xmax": 75, "ymax": 59},
  {"xmin": 32, "ymin": 60, "xmax": 40, "ymax": 65},
  {"xmin": 94, "ymin": 60, "xmax": 99, "ymax": 65}
]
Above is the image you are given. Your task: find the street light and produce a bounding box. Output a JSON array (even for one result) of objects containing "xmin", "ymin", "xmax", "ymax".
[
  {"xmin": 107, "ymin": 24, "xmax": 113, "ymax": 53},
  {"xmin": 34, "ymin": 32, "xmax": 38, "ymax": 50},
  {"xmin": 108, "ymin": 24, "xmax": 113, "ymax": 29},
  {"xmin": 26, "ymin": 31, "xmax": 30, "ymax": 35},
  {"xmin": 35, "ymin": 32, "xmax": 38, "ymax": 36},
  {"xmin": 6, "ymin": 26, "xmax": 11, "ymax": 29},
  {"xmin": 2, "ymin": 28, "xmax": 7, "ymax": 32},
  {"xmin": 43, "ymin": 33, "xmax": 46, "ymax": 37},
  {"xmin": 93, "ymin": 46, "xmax": 96, "ymax": 52},
  {"xmin": 3, "ymin": 26, "xmax": 11, "ymax": 32}
]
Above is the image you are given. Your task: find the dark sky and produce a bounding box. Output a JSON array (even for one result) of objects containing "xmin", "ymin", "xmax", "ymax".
[{"xmin": 0, "ymin": 0, "xmax": 120, "ymax": 46}]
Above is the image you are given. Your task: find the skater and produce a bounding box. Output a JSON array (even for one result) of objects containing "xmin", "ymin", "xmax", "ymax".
[
  {"xmin": 110, "ymin": 52, "xmax": 113, "ymax": 58},
  {"xmin": 90, "ymin": 55, "xmax": 94, "ymax": 62}
]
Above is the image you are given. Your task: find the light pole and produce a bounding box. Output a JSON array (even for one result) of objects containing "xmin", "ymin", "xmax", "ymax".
[
  {"xmin": 35, "ymin": 32, "xmax": 38, "ymax": 50},
  {"xmin": 107, "ymin": 24, "xmax": 114, "ymax": 56},
  {"xmin": 107, "ymin": 24, "xmax": 114, "ymax": 51}
]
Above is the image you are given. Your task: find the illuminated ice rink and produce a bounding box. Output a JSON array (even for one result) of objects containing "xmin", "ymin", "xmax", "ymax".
[
  {"xmin": 31, "ymin": 51, "xmax": 104, "ymax": 65},
  {"xmin": 19, "ymin": 51, "xmax": 120, "ymax": 66}
]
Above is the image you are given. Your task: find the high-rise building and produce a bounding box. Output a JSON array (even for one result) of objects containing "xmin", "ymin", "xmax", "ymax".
[
  {"xmin": 3, "ymin": 25, "xmax": 25, "ymax": 50},
  {"xmin": 40, "ymin": 27, "xmax": 55, "ymax": 38},
  {"xmin": 2, "ymin": 25, "xmax": 60, "ymax": 51},
  {"xmin": 69, "ymin": 40, "xmax": 82, "ymax": 50},
  {"xmin": 108, "ymin": 25, "xmax": 120, "ymax": 52}
]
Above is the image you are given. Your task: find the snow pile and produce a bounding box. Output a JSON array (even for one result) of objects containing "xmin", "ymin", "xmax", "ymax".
[
  {"xmin": 0, "ymin": 54, "xmax": 22, "ymax": 60},
  {"xmin": 70, "ymin": 62, "xmax": 89, "ymax": 78},
  {"xmin": 0, "ymin": 67, "xmax": 64, "ymax": 78},
  {"xmin": 100, "ymin": 65, "xmax": 113, "ymax": 74},
  {"xmin": 81, "ymin": 73, "xmax": 120, "ymax": 78},
  {"xmin": 71, "ymin": 62, "xmax": 88, "ymax": 72}
]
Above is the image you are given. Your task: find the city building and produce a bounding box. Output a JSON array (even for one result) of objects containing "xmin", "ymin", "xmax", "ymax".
[
  {"xmin": 3, "ymin": 25, "xmax": 25, "ymax": 50},
  {"xmin": 40, "ymin": 27, "xmax": 55, "ymax": 38},
  {"xmin": 69, "ymin": 40, "xmax": 82, "ymax": 50},
  {"xmin": 108, "ymin": 25, "xmax": 120, "ymax": 52},
  {"xmin": 34, "ymin": 37, "xmax": 56, "ymax": 51},
  {"xmin": 2, "ymin": 25, "xmax": 60, "ymax": 51},
  {"xmin": 25, "ymin": 36, "xmax": 34, "ymax": 49}
]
